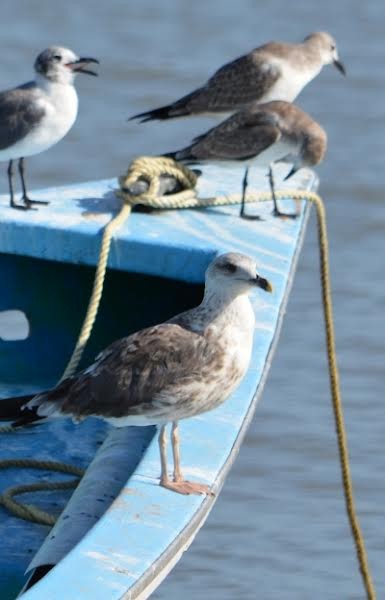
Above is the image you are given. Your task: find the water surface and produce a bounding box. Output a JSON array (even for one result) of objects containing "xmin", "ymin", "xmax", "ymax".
[{"xmin": 1, "ymin": 1, "xmax": 384, "ymax": 598}]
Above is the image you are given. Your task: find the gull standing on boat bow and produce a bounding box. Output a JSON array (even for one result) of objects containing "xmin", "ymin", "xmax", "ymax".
[
  {"xmin": 0, "ymin": 46, "xmax": 99, "ymax": 210},
  {"xmin": 130, "ymin": 32, "xmax": 345, "ymax": 122},
  {"xmin": 165, "ymin": 101, "xmax": 327, "ymax": 219},
  {"xmin": 0, "ymin": 253, "xmax": 272, "ymax": 495}
]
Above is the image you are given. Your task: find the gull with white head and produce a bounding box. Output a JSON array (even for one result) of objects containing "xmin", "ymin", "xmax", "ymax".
[
  {"xmin": 0, "ymin": 253, "xmax": 272, "ymax": 495},
  {"xmin": 130, "ymin": 31, "xmax": 345, "ymax": 123},
  {"xmin": 0, "ymin": 46, "xmax": 99, "ymax": 210}
]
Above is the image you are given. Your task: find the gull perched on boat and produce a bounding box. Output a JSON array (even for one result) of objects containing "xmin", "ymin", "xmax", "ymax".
[
  {"xmin": 130, "ymin": 31, "xmax": 345, "ymax": 123},
  {"xmin": 0, "ymin": 252, "xmax": 272, "ymax": 495},
  {"xmin": 0, "ymin": 46, "xmax": 99, "ymax": 210},
  {"xmin": 165, "ymin": 100, "xmax": 327, "ymax": 219}
]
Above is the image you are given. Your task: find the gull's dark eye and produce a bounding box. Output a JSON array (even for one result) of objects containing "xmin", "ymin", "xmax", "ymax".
[
  {"xmin": 221, "ymin": 262, "xmax": 237, "ymax": 274},
  {"xmin": 53, "ymin": 55, "xmax": 62, "ymax": 61},
  {"xmin": 330, "ymin": 45, "xmax": 336, "ymax": 51}
]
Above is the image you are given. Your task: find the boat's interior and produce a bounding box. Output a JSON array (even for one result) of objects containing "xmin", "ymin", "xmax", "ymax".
[{"xmin": 0, "ymin": 252, "xmax": 204, "ymax": 383}]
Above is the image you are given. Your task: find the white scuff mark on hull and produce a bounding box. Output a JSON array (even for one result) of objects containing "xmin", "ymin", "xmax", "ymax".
[
  {"xmin": 0, "ymin": 310, "xmax": 30, "ymax": 341},
  {"xmin": 85, "ymin": 550, "xmax": 140, "ymax": 577},
  {"xmin": 192, "ymin": 215, "xmax": 290, "ymax": 262},
  {"xmin": 171, "ymin": 210, "xmax": 286, "ymax": 264}
]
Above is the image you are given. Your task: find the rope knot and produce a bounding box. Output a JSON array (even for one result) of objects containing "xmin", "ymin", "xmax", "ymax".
[{"xmin": 116, "ymin": 155, "xmax": 198, "ymax": 208}]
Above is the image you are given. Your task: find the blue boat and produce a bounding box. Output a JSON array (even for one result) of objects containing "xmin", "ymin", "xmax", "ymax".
[{"xmin": 0, "ymin": 164, "xmax": 316, "ymax": 599}]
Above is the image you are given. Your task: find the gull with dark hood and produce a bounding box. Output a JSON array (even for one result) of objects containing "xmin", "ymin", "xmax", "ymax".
[{"xmin": 0, "ymin": 45, "xmax": 99, "ymax": 210}]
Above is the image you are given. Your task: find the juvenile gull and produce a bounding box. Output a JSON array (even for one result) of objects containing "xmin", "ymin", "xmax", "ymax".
[
  {"xmin": 165, "ymin": 100, "xmax": 327, "ymax": 219},
  {"xmin": 130, "ymin": 32, "xmax": 345, "ymax": 123},
  {"xmin": 0, "ymin": 46, "xmax": 99, "ymax": 210},
  {"xmin": 0, "ymin": 253, "xmax": 272, "ymax": 495}
]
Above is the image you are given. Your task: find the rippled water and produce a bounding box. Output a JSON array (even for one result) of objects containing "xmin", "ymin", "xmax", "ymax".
[{"xmin": 1, "ymin": 0, "xmax": 385, "ymax": 598}]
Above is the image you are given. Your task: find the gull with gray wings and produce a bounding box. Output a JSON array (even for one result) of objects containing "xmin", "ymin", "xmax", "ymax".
[
  {"xmin": 0, "ymin": 46, "xmax": 99, "ymax": 210},
  {"xmin": 165, "ymin": 100, "xmax": 327, "ymax": 219},
  {"xmin": 0, "ymin": 253, "xmax": 272, "ymax": 495},
  {"xmin": 130, "ymin": 32, "xmax": 345, "ymax": 122}
]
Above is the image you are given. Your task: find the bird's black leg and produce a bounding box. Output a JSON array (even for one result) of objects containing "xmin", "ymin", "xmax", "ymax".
[
  {"xmin": 8, "ymin": 160, "xmax": 16, "ymax": 208},
  {"xmin": 8, "ymin": 160, "xmax": 29, "ymax": 210},
  {"xmin": 239, "ymin": 167, "xmax": 248, "ymax": 217},
  {"xmin": 239, "ymin": 167, "xmax": 262, "ymax": 220},
  {"xmin": 270, "ymin": 165, "xmax": 297, "ymax": 219},
  {"xmin": 18, "ymin": 158, "xmax": 49, "ymax": 208}
]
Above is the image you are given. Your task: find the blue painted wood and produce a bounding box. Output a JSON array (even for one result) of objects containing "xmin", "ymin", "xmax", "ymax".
[
  {"xmin": 0, "ymin": 165, "xmax": 317, "ymax": 599},
  {"xmin": 0, "ymin": 165, "xmax": 314, "ymax": 283}
]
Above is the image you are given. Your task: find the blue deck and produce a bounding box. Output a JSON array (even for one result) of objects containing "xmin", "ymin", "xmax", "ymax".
[
  {"xmin": 0, "ymin": 165, "xmax": 313, "ymax": 283},
  {"xmin": 0, "ymin": 164, "xmax": 316, "ymax": 599}
]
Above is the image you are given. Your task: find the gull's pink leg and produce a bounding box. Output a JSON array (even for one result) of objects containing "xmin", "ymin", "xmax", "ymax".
[
  {"xmin": 159, "ymin": 422, "xmax": 213, "ymax": 495},
  {"xmin": 171, "ymin": 421, "xmax": 183, "ymax": 482},
  {"xmin": 159, "ymin": 425, "xmax": 170, "ymax": 487}
]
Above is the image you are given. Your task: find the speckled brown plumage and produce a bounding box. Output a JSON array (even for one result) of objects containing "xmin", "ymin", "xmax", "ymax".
[
  {"xmin": 37, "ymin": 321, "xmax": 244, "ymax": 423},
  {"xmin": 130, "ymin": 32, "xmax": 344, "ymax": 122},
  {"xmin": 168, "ymin": 100, "xmax": 327, "ymax": 169},
  {"xmin": 2, "ymin": 253, "xmax": 273, "ymax": 495}
]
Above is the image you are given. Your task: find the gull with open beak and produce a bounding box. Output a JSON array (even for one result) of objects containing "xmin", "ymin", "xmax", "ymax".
[{"xmin": 0, "ymin": 46, "xmax": 99, "ymax": 210}]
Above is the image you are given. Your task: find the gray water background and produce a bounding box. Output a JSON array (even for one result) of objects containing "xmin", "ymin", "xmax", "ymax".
[{"xmin": 1, "ymin": 1, "xmax": 385, "ymax": 598}]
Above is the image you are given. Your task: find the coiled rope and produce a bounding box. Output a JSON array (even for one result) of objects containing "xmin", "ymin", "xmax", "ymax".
[
  {"xmin": 0, "ymin": 459, "xmax": 83, "ymax": 526},
  {"xmin": 0, "ymin": 156, "xmax": 375, "ymax": 599}
]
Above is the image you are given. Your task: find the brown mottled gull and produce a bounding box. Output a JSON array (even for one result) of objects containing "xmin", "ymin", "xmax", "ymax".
[
  {"xmin": 130, "ymin": 32, "xmax": 345, "ymax": 123},
  {"xmin": 0, "ymin": 253, "xmax": 272, "ymax": 495}
]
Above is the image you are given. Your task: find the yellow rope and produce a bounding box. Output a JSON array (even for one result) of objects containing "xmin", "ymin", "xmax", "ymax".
[
  {"xmin": 58, "ymin": 203, "xmax": 132, "ymax": 381},
  {"xmin": 60, "ymin": 157, "xmax": 198, "ymax": 381},
  {"xmin": 117, "ymin": 155, "xmax": 198, "ymax": 204},
  {"xmin": 0, "ymin": 459, "xmax": 84, "ymax": 526},
  {"xmin": 0, "ymin": 157, "xmax": 376, "ymax": 599},
  {"xmin": 302, "ymin": 192, "xmax": 376, "ymax": 600}
]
